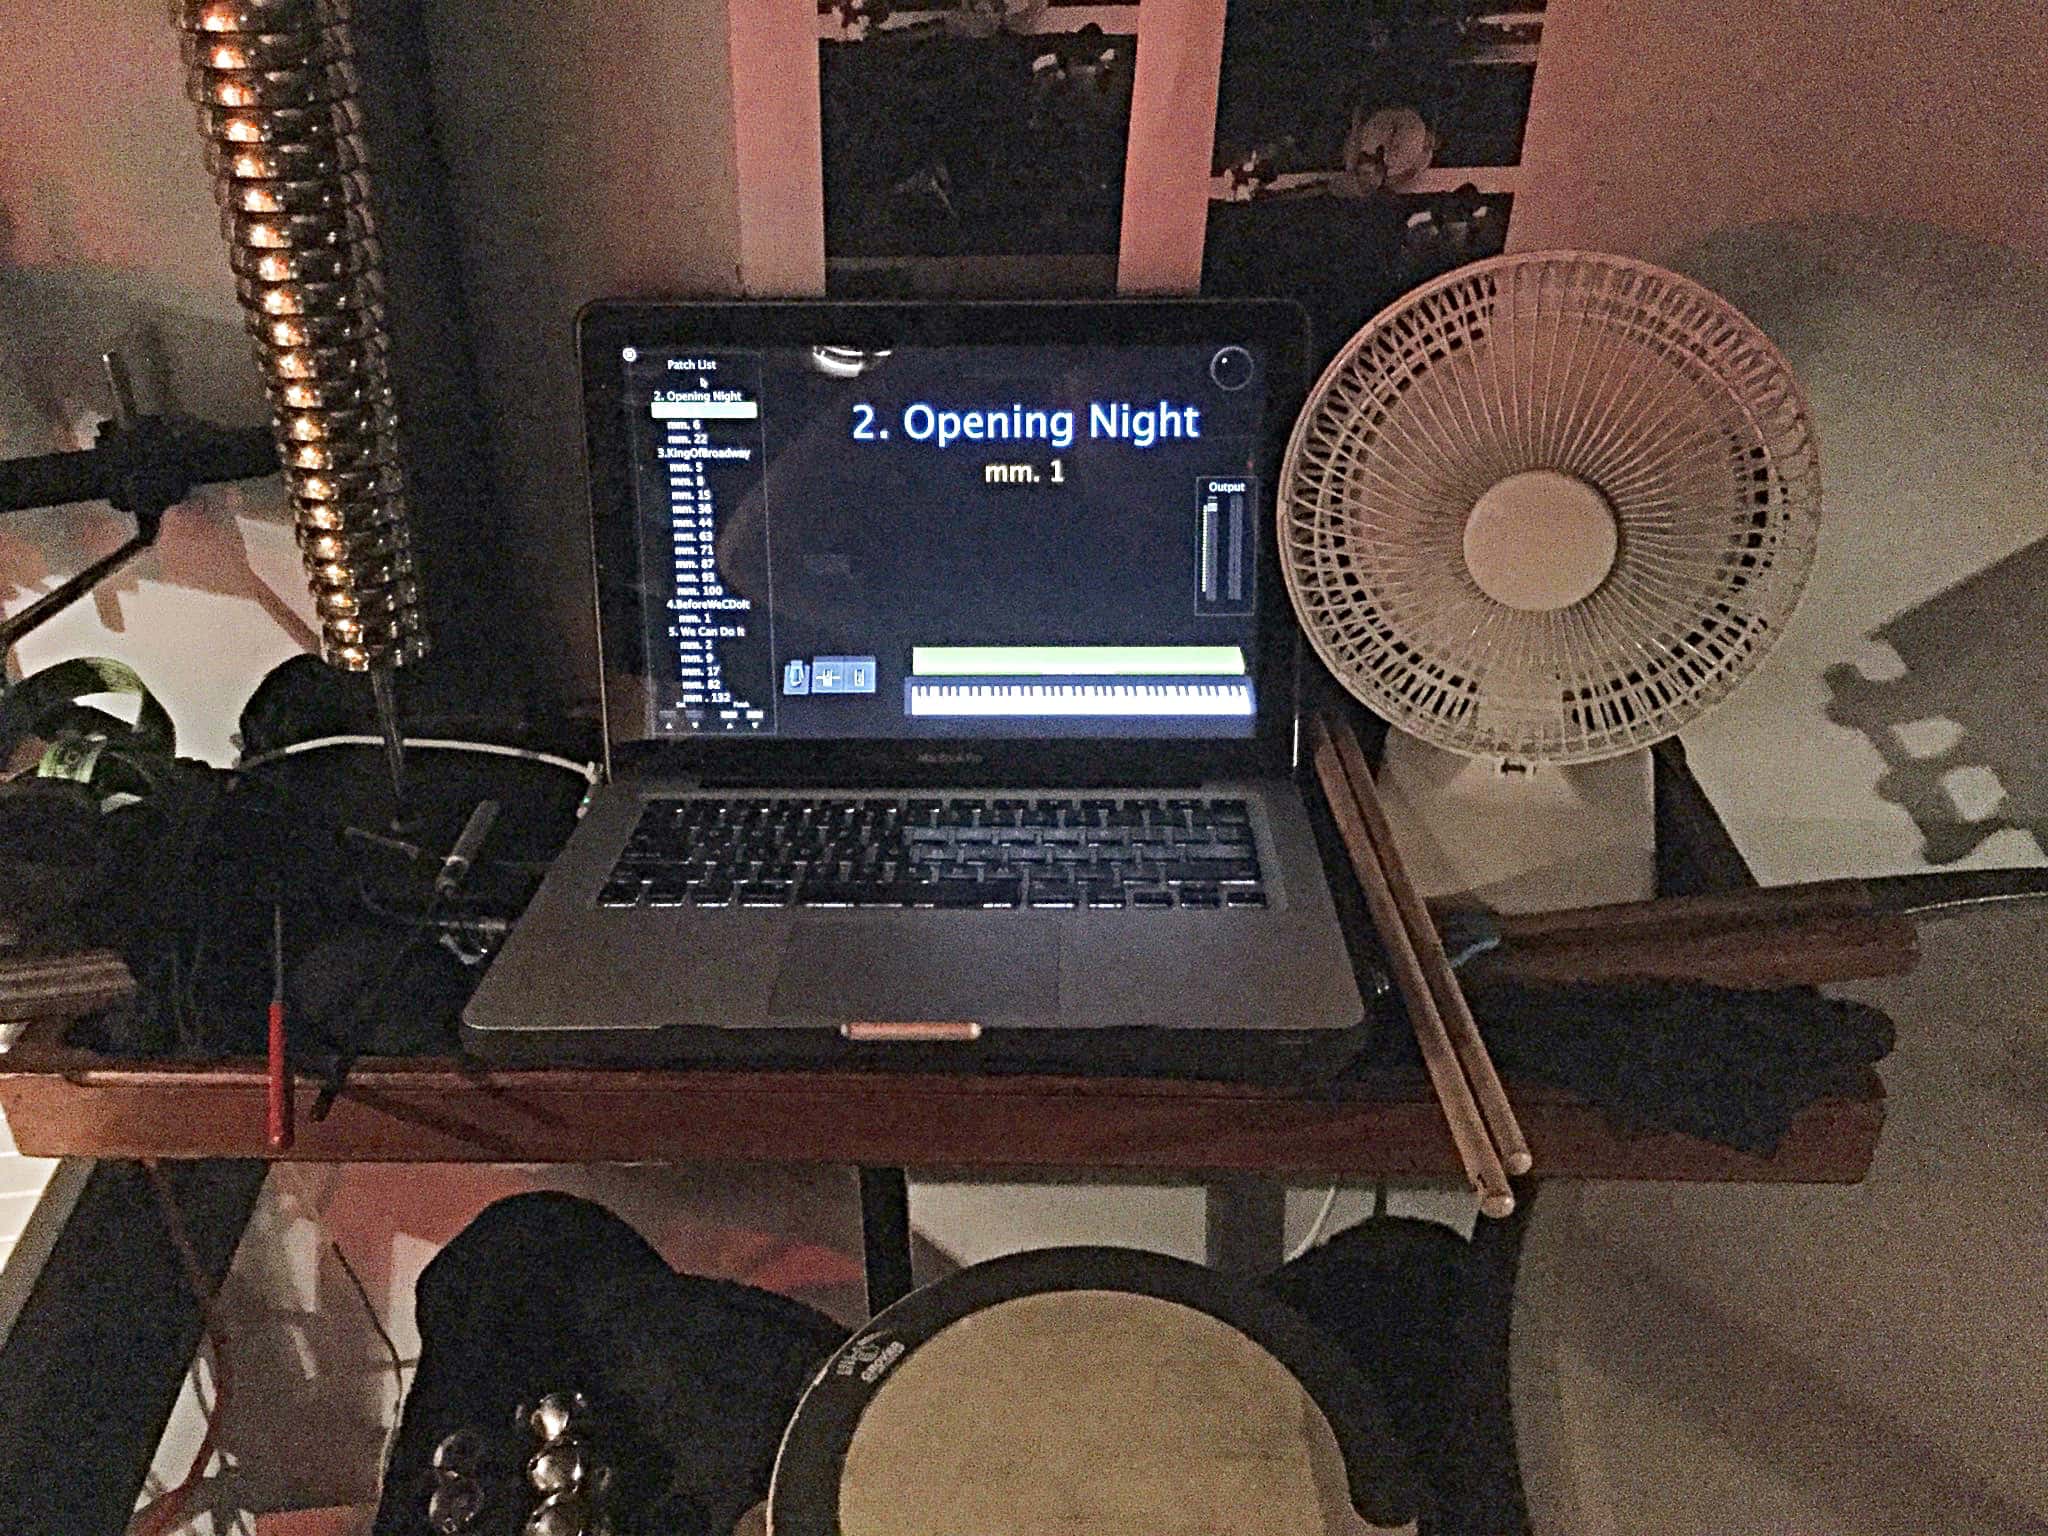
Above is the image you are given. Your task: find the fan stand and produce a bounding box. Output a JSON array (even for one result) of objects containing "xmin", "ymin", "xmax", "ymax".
[{"xmin": 1371, "ymin": 730, "xmax": 1658, "ymax": 913}]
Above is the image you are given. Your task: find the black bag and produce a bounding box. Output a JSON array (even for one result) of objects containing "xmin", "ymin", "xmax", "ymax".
[{"xmin": 373, "ymin": 1193, "xmax": 845, "ymax": 1536}]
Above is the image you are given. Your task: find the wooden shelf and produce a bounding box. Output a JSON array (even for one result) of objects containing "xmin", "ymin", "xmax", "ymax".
[
  {"xmin": 0, "ymin": 1029, "xmax": 1882, "ymax": 1181},
  {"xmin": 0, "ymin": 710, "xmax": 1887, "ymax": 1185}
]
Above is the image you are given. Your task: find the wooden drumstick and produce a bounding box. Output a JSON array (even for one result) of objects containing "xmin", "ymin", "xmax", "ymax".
[
  {"xmin": 1311, "ymin": 729, "xmax": 1515, "ymax": 1218},
  {"xmin": 1326, "ymin": 719, "xmax": 1534, "ymax": 1177}
]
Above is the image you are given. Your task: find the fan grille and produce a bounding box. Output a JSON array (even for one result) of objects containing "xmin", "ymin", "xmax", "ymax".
[{"xmin": 1281, "ymin": 251, "xmax": 1821, "ymax": 764}]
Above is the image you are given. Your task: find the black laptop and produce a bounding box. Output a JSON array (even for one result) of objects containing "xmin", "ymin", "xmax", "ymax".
[{"xmin": 460, "ymin": 298, "xmax": 1364, "ymax": 1062}]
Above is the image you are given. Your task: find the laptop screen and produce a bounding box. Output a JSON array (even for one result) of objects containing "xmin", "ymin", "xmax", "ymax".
[{"xmin": 605, "ymin": 329, "xmax": 1280, "ymax": 743}]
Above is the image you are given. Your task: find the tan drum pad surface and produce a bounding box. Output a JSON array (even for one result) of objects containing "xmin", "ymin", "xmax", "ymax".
[{"xmin": 836, "ymin": 1290, "xmax": 1367, "ymax": 1536}]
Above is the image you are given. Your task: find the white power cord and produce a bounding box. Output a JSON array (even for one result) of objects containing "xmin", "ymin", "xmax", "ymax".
[
  {"xmin": 237, "ymin": 734, "xmax": 601, "ymax": 787},
  {"xmin": 1285, "ymin": 1185, "xmax": 1342, "ymax": 1263}
]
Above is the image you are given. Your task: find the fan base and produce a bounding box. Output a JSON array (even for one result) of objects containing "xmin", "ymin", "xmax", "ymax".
[{"xmin": 1372, "ymin": 731, "xmax": 1656, "ymax": 912}]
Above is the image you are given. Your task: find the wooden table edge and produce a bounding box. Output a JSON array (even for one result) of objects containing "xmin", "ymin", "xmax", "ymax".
[{"xmin": 0, "ymin": 1043, "xmax": 1884, "ymax": 1184}]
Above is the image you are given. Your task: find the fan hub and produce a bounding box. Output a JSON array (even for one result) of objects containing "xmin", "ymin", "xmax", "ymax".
[{"xmin": 1462, "ymin": 470, "xmax": 1618, "ymax": 611}]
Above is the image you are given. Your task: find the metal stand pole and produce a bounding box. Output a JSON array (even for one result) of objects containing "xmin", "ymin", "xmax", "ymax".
[{"xmin": 857, "ymin": 1167, "xmax": 914, "ymax": 1315}]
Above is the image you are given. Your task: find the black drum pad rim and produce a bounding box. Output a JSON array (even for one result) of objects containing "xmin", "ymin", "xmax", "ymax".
[{"xmin": 767, "ymin": 1244, "xmax": 1418, "ymax": 1532}]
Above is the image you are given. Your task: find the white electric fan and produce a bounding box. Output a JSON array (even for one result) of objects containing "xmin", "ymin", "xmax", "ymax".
[{"xmin": 1280, "ymin": 251, "xmax": 1822, "ymax": 906}]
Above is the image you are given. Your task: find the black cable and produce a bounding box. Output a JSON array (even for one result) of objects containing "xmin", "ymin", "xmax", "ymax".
[
  {"xmin": 310, "ymin": 895, "xmax": 443, "ymax": 1121},
  {"xmin": 329, "ymin": 1238, "xmax": 404, "ymax": 1386},
  {"xmin": 330, "ymin": 1237, "xmax": 408, "ymax": 1476}
]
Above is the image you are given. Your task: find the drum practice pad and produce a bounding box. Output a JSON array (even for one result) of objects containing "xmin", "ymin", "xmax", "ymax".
[{"xmin": 768, "ymin": 1247, "xmax": 1417, "ymax": 1534}]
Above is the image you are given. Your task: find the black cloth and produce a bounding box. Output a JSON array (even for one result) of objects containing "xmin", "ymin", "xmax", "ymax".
[
  {"xmin": 622, "ymin": 975, "xmax": 1897, "ymax": 1157},
  {"xmin": 373, "ymin": 1193, "xmax": 845, "ymax": 1536},
  {"xmin": 1459, "ymin": 978, "xmax": 1894, "ymax": 1155},
  {"xmin": 1271, "ymin": 1209, "xmax": 1547, "ymax": 1534},
  {"xmin": 1269, "ymin": 1216, "xmax": 1475, "ymax": 1528}
]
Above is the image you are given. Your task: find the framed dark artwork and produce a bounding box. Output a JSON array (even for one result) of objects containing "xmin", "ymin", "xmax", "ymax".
[
  {"xmin": 1201, "ymin": 1, "xmax": 1544, "ymax": 359},
  {"xmin": 739, "ymin": 2, "xmax": 1540, "ymax": 311},
  {"xmin": 818, "ymin": 2, "xmax": 1147, "ymax": 293}
]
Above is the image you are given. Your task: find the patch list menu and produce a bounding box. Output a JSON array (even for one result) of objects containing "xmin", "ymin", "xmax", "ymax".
[{"xmin": 649, "ymin": 353, "xmax": 774, "ymax": 734}]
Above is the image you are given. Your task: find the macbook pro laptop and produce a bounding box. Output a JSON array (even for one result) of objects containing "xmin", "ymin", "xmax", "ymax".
[{"xmin": 461, "ymin": 298, "xmax": 1365, "ymax": 1062}]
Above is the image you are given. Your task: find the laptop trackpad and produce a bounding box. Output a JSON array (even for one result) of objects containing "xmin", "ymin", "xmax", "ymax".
[{"xmin": 770, "ymin": 917, "xmax": 1058, "ymax": 1024}]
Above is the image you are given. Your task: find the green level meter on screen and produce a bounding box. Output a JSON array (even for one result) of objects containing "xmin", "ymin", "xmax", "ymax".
[{"xmin": 911, "ymin": 646, "xmax": 1246, "ymax": 677}]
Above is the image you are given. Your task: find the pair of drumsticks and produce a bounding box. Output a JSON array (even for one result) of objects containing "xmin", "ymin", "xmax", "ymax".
[{"xmin": 1310, "ymin": 717, "xmax": 1529, "ymax": 1218}]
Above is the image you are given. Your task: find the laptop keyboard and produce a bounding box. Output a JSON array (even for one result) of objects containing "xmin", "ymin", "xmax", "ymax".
[{"xmin": 597, "ymin": 796, "xmax": 1267, "ymax": 911}]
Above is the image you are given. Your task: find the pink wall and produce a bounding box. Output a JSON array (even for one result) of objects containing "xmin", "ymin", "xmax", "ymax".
[
  {"xmin": 1510, "ymin": 0, "xmax": 2048, "ymax": 263},
  {"xmin": 0, "ymin": 1, "xmax": 225, "ymax": 301},
  {"xmin": 0, "ymin": 1, "xmax": 317, "ymax": 760},
  {"xmin": 1, "ymin": 0, "xmax": 744, "ymax": 717}
]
